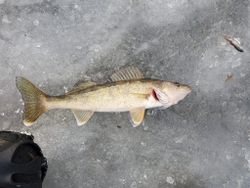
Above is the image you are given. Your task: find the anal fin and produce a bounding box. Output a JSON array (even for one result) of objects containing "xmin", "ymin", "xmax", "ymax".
[
  {"xmin": 129, "ymin": 107, "xmax": 145, "ymax": 127},
  {"xmin": 71, "ymin": 110, "xmax": 94, "ymax": 126}
]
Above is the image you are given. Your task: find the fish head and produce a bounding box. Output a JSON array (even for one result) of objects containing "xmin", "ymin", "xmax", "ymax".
[{"xmin": 156, "ymin": 81, "xmax": 191, "ymax": 106}]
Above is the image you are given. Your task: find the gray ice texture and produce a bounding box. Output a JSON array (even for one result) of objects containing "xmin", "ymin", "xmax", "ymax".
[{"xmin": 0, "ymin": 0, "xmax": 250, "ymax": 187}]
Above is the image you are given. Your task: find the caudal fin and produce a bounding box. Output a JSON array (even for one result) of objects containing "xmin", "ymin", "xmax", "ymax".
[{"xmin": 16, "ymin": 77, "xmax": 48, "ymax": 126}]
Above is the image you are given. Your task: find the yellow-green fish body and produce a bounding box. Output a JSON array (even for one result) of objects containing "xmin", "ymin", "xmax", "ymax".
[
  {"xmin": 48, "ymin": 80, "xmax": 161, "ymax": 111},
  {"xmin": 16, "ymin": 67, "xmax": 191, "ymax": 127}
]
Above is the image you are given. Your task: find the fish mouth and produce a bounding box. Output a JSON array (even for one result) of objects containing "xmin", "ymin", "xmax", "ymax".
[
  {"xmin": 187, "ymin": 86, "xmax": 192, "ymax": 94},
  {"xmin": 182, "ymin": 85, "xmax": 192, "ymax": 94}
]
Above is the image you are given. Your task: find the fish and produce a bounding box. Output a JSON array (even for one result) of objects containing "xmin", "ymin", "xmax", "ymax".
[
  {"xmin": 16, "ymin": 67, "xmax": 191, "ymax": 127},
  {"xmin": 224, "ymin": 35, "xmax": 244, "ymax": 52}
]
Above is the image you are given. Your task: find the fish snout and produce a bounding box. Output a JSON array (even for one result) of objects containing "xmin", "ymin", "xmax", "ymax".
[
  {"xmin": 181, "ymin": 85, "xmax": 192, "ymax": 95},
  {"xmin": 176, "ymin": 85, "xmax": 192, "ymax": 102}
]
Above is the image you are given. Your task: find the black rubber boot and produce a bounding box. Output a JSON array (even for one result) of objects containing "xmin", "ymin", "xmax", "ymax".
[{"xmin": 0, "ymin": 131, "xmax": 47, "ymax": 188}]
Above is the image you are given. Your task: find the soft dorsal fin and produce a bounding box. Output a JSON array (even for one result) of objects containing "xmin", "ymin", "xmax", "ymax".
[
  {"xmin": 74, "ymin": 80, "xmax": 96, "ymax": 88},
  {"xmin": 67, "ymin": 81, "xmax": 96, "ymax": 94},
  {"xmin": 129, "ymin": 107, "xmax": 145, "ymax": 127},
  {"xmin": 71, "ymin": 110, "xmax": 94, "ymax": 126},
  {"xmin": 110, "ymin": 66, "xmax": 144, "ymax": 82}
]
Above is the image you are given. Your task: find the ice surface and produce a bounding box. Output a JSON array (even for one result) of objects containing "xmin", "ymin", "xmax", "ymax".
[{"xmin": 0, "ymin": 0, "xmax": 250, "ymax": 187}]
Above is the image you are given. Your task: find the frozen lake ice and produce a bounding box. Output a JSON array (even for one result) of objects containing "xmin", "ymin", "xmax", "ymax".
[{"xmin": 0, "ymin": 0, "xmax": 250, "ymax": 187}]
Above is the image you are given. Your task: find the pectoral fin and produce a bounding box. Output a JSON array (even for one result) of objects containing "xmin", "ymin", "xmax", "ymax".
[
  {"xmin": 153, "ymin": 89, "xmax": 170, "ymax": 107},
  {"xmin": 129, "ymin": 108, "xmax": 145, "ymax": 127},
  {"xmin": 71, "ymin": 110, "xmax": 94, "ymax": 126}
]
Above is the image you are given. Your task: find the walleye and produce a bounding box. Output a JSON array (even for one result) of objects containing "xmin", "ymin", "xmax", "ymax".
[{"xmin": 16, "ymin": 67, "xmax": 191, "ymax": 127}]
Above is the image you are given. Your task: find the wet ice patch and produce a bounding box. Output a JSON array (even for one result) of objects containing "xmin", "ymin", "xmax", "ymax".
[
  {"xmin": 8, "ymin": 0, "xmax": 42, "ymax": 6},
  {"xmin": 33, "ymin": 19, "xmax": 40, "ymax": 26},
  {"xmin": 140, "ymin": 142, "xmax": 146, "ymax": 146},
  {"xmin": 226, "ymin": 154, "xmax": 233, "ymax": 160},
  {"xmin": 20, "ymin": 131, "xmax": 32, "ymax": 136},
  {"xmin": 35, "ymin": 43, "xmax": 42, "ymax": 48},
  {"xmin": 19, "ymin": 98, "xmax": 24, "ymax": 105},
  {"xmin": 139, "ymin": 0, "xmax": 212, "ymax": 26},
  {"xmin": 89, "ymin": 44, "xmax": 102, "ymax": 53},
  {"xmin": 2, "ymin": 121, "xmax": 10, "ymax": 129},
  {"xmin": 130, "ymin": 181, "xmax": 137, "ymax": 188},
  {"xmin": 194, "ymin": 45, "xmax": 239, "ymax": 93},
  {"xmin": 243, "ymin": 150, "xmax": 250, "ymax": 170},
  {"xmin": 140, "ymin": 0, "xmax": 187, "ymax": 25},
  {"xmin": 231, "ymin": 58, "xmax": 242, "ymax": 68},
  {"xmin": 166, "ymin": 176, "xmax": 175, "ymax": 184},
  {"xmin": 15, "ymin": 108, "xmax": 20, "ymax": 114},
  {"xmin": 134, "ymin": 42, "xmax": 149, "ymax": 54},
  {"xmin": 63, "ymin": 86, "xmax": 69, "ymax": 93},
  {"xmin": 143, "ymin": 125, "xmax": 149, "ymax": 131},
  {"xmin": 119, "ymin": 178, "xmax": 126, "ymax": 184},
  {"xmin": 73, "ymin": 4, "xmax": 80, "ymax": 10},
  {"xmin": 75, "ymin": 46, "xmax": 82, "ymax": 50},
  {"xmin": 78, "ymin": 142, "xmax": 86, "ymax": 152},
  {"xmin": 2, "ymin": 15, "xmax": 11, "ymax": 24},
  {"xmin": 175, "ymin": 136, "xmax": 186, "ymax": 144},
  {"xmin": 18, "ymin": 64, "xmax": 24, "ymax": 70}
]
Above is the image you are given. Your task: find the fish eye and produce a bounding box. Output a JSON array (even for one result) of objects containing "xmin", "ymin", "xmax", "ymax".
[{"xmin": 174, "ymin": 82, "xmax": 180, "ymax": 87}]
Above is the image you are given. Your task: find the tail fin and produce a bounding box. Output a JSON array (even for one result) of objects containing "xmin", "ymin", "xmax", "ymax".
[{"xmin": 16, "ymin": 77, "xmax": 48, "ymax": 126}]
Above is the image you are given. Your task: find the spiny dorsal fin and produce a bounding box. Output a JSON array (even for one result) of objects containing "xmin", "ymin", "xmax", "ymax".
[
  {"xmin": 67, "ymin": 81, "xmax": 96, "ymax": 94},
  {"xmin": 129, "ymin": 107, "xmax": 145, "ymax": 127},
  {"xmin": 110, "ymin": 66, "xmax": 144, "ymax": 82},
  {"xmin": 71, "ymin": 110, "xmax": 94, "ymax": 126}
]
